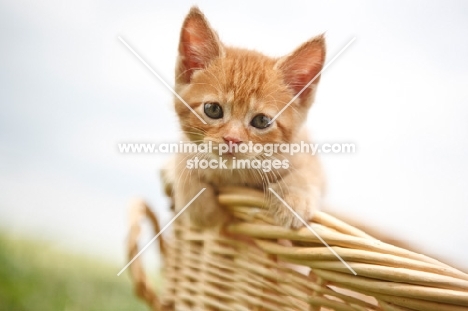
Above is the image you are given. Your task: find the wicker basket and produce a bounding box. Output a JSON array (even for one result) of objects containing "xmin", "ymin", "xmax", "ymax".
[{"xmin": 127, "ymin": 186, "xmax": 468, "ymax": 311}]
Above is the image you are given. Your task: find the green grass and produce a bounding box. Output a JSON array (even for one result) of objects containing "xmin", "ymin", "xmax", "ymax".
[{"xmin": 0, "ymin": 232, "xmax": 150, "ymax": 311}]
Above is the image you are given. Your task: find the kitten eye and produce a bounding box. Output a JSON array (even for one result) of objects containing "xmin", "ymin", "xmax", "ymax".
[
  {"xmin": 204, "ymin": 102, "xmax": 223, "ymax": 119},
  {"xmin": 250, "ymin": 114, "xmax": 271, "ymax": 129}
]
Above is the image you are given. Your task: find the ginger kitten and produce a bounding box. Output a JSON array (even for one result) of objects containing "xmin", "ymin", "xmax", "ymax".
[{"xmin": 165, "ymin": 6, "xmax": 326, "ymax": 228}]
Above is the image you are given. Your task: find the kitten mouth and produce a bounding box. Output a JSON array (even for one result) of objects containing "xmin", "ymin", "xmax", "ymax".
[
  {"xmin": 207, "ymin": 150, "xmax": 237, "ymax": 159},
  {"xmin": 218, "ymin": 152, "xmax": 235, "ymax": 158},
  {"xmin": 220, "ymin": 152, "xmax": 245, "ymax": 160}
]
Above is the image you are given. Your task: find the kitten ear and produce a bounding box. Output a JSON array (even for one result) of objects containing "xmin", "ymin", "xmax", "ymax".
[
  {"xmin": 177, "ymin": 7, "xmax": 223, "ymax": 83},
  {"xmin": 276, "ymin": 35, "xmax": 326, "ymax": 99}
]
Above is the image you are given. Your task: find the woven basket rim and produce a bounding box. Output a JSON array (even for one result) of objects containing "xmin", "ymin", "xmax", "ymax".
[{"xmin": 126, "ymin": 187, "xmax": 468, "ymax": 311}]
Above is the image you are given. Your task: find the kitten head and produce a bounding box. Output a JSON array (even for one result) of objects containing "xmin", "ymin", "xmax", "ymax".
[{"xmin": 174, "ymin": 6, "xmax": 325, "ymax": 158}]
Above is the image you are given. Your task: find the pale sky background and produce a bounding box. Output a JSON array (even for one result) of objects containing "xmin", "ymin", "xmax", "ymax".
[{"xmin": 1, "ymin": 0, "xmax": 467, "ymax": 272}]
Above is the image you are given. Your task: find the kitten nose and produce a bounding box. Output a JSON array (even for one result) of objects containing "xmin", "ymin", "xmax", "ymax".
[{"xmin": 223, "ymin": 136, "xmax": 241, "ymax": 144}]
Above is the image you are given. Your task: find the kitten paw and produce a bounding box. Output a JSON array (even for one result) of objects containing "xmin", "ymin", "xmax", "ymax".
[
  {"xmin": 189, "ymin": 196, "xmax": 228, "ymax": 228},
  {"xmin": 269, "ymin": 188, "xmax": 319, "ymax": 229},
  {"xmin": 175, "ymin": 185, "xmax": 227, "ymax": 228}
]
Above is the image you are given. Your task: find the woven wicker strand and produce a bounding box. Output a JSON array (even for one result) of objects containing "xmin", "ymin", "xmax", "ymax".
[{"xmin": 127, "ymin": 187, "xmax": 468, "ymax": 311}]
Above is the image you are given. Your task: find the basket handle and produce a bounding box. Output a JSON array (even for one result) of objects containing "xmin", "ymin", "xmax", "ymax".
[{"xmin": 127, "ymin": 199, "xmax": 166, "ymax": 311}]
